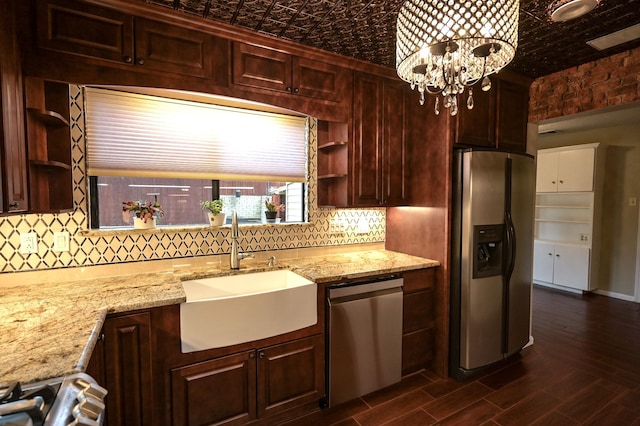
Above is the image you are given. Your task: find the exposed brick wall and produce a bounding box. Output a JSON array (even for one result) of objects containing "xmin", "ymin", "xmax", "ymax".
[{"xmin": 529, "ymin": 46, "xmax": 640, "ymax": 122}]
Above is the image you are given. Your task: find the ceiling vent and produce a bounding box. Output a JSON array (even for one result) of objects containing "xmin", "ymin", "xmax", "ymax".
[{"xmin": 587, "ymin": 23, "xmax": 640, "ymax": 51}]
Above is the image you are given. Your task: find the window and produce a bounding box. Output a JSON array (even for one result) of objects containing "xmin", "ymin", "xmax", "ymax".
[{"xmin": 84, "ymin": 87, "xmax": 308, "ymax": 229}]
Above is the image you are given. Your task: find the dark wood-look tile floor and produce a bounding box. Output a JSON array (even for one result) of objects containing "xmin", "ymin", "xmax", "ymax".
[{"xmin": 283, "ymin": 285, "xmax": 640, "ymax": 425}]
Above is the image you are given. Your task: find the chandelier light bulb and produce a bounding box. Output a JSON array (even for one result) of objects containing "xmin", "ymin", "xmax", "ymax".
[{"xmin": 396, "ymin": 0, "xmax": 520, "ymax": 116}]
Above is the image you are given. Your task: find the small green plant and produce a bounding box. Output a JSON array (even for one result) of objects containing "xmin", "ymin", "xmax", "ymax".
[
  {"xmin": 201, "ymin": 199, "xmax": 224, "ymax": 215},
  {"xmin": 122, "ymin": 199, "xmax": 164, "ymax": 222},
  {"xmin": 264, "ymin": 197, "xmax": 284, "ymax": 212}
]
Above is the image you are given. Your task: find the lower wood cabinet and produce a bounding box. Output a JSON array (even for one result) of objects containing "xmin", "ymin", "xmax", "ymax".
[
  {"xmin": 90, "ymin": 311, "xmax": 154, "ymax": 426},
  {"xmin": 401, "ymin": 268, "xmax": 436, "ymax": 375},
  {"xmin": 170, "ymin": 335, "xmax": 324, "ymax": 425}
]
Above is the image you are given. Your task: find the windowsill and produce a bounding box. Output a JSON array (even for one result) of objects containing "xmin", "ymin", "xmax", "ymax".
[{"xmin": 78, "ymin": 221, "xmax": 309, "ymax": 237}]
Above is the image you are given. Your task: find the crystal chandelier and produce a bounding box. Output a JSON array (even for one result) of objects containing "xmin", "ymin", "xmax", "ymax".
[{"xmin": 396, "ymin": 0, "xmax": 520, "ymax": 116}]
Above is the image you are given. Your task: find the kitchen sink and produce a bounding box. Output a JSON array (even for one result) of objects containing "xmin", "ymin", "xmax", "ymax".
[{"xmin": 179, "ymin": 270, "xmax": 317, "ymax": 353}]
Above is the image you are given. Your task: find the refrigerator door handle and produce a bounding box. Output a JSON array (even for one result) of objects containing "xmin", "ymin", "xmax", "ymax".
[{"xmin": 504, "ymin": 213, "xmax": 516, "ymax": 281}]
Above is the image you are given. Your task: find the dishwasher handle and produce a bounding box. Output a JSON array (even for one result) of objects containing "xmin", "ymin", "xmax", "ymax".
[{"xmin": 328, "ymin": 278, "xmax": 403, "ymax": 300}]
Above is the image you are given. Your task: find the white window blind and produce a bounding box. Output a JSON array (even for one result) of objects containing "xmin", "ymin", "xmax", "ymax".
[{"xmin": 84, "ymin": 87, "xmax": 307, "ymax": 182}]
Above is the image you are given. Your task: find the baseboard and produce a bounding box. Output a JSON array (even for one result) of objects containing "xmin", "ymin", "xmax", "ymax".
[
  {"xmin": 533, "ymin": 281, "xmax": 583, "ymax": 295},
  {"xmin": 593, "ymin": 289, "xmax": 637, "ymax": 302}
]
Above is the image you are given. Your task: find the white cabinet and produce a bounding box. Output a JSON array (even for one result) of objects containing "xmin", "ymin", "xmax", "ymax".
[
  {"xmin": 536, "ymin": 146, "xmax": 595, "ymax": 192},
  {"xmin": 533, "ymin": 143, "xmax": 604, "ymax": 292},
  {"xmin": 534, "ymin": 242, "xmax": 590, "ymax": 290}
]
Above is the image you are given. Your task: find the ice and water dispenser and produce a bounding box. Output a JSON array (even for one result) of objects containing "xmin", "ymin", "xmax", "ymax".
[{"xmin": 473, "ymin": 224, "xmax": 504, "ymax": 278}]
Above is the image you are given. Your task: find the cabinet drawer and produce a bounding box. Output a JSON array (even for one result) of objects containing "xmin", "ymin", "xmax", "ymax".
[
  {"xmin": 403, "ymin": 289, "xmax": 434, "ymax": 334},
  {"xmin": 402, "ymin": 328, "xmax": 434, "ymax": 375},
  {"xmin": 402, "ymin": 268, "xmax": 436, "ymax": 293}
]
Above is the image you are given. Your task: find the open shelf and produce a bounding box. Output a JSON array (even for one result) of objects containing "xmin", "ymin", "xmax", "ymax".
[
  {"xmin": 316, "ymin": 120, "xmax": 349, "ymax": 207},
  {"xmin": 318, "ymin": 140, "xmax": 348, "ymax": 150},
  {"xmin": 25, "ymin": 78, "xmax": 73, "ymax": 212},
  {"xmin": 27, "ymin": 108, "xmax": 70, "ymax": 127}
]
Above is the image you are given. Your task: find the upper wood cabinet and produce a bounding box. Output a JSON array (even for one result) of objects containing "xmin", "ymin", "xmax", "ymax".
[
  {"xmin": 232, "ymin": 42, "xmax": 347, "ymax": 103},
  {"xmin": 352, "ymin": 72, "xmax": 409, "ymax": 207},
  {"xmin": 36, "ymin": 0, "xmax": 215, "ymax": 78},
  {"xmin": 455, "ymin": 73, "xmax": 531, "ymax": 153},
  {"xmin": 0, "ymin": 0, "xmax": 29, "ymax": 213}
]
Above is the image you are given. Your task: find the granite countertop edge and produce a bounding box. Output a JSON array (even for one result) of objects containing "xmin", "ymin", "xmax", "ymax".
[{"xmin": 0, "ymin": 249, "xmax": 439, "ymax": 384}]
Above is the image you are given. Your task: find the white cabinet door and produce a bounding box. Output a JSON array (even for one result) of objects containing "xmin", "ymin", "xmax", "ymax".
[
  {"xmin": 533, "ymin": 241, "xmax": 555, "ymax": 283},
  {"xmin": 553, "ymin": 245, "xmax": 590, "ymax": 290},
  {"xmin": 557, "ymin": 148, "xmax": 594, "ymax": 192},
  {"xmin": 535, "ymin": 151, "xmax": 559, "ymax": 193}
]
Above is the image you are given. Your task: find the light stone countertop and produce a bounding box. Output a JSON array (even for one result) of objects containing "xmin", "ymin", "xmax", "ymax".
[{"xmin": 0, "ymin": 249, "xmax": 439, "ymax": 384}]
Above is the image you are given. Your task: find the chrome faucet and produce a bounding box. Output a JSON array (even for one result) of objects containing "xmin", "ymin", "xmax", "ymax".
[{"xmin": 230, "ymin": 211, "xmax": 254, "ymax": 269}]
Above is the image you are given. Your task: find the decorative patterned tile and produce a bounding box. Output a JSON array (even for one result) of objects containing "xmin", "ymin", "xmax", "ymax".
[{"xmin": 0, "ymin": 87, "xmax": 385, "ymax": 273}]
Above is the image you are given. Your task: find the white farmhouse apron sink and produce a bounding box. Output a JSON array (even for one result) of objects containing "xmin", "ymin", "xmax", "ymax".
[{"xmin": 180, "ymin": 270, "xmax": 317, "ymax": 353}]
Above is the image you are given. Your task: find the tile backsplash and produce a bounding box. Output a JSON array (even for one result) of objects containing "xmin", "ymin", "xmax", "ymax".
[{"xmin": 0, "ymin": 86, "xmax": 385, "ymax": 273}]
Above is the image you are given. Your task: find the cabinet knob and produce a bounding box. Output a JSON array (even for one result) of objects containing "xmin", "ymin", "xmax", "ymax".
[
  {"xmin": 559, "ymin": 180, "xmax": 564, "ymax": 184},
  {"xmin": 293, "ymin": 87, "xmax": 299, "ymax": 93},
  {"xmin": 551, "ymin": 180, "xmax": 556, "ymax": 184},
  {"xmin": 123, "ymin": 56, "xmax": 132, "ymax": 63},
  {"xmin": 249, "ymin": 352, "xmax": 255, "ymax": 359},
  {"xmin": 556, "ymin": 254, "xmax": 560, "ymax": 257},
  {"xmin": 136, "ymin": 58, "xmax": 145, "ymax": 65},
  {"xmin": 286, "ymin": 86, "xmax": 292, "ymax": 93},
  {"xmin": 548, "ymin": 253, "xmax": 553, "ymax": 256},
  {"xmin": 9, "ymin": 202, "xmax": 18, "ymax": 208},
  {"xmin": 259, "ymin": 351, "xmax": 265, "ymax": 359}
]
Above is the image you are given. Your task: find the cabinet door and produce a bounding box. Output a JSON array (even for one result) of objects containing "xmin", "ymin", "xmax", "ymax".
[
  {"xmin": 103, "ymin": 312, "xmax": 153, "ymax": 426},
  {"xmin": 232, "ymin": 42, "xmax": 292, "ymax": 93},
  {"xmin": 0, "ymin": 0, "xmax": 28, "ymax": 213},
  {"xmin": 171, "ymin": 351, "xmax": 257, "ymax": 426},
  {"xmin": 382, "ymin": 79, "xmax": 409, "ymax": 206},
  {"xmin": 558, "ymin": 148, "xmax": 594, "ymax": 192},
  {"xmin": 455, "ymin": 82, "xmax": 496, "ymax": 148},
  {"xmin": 496, "ymin": 79, "xmax": 529, "ymax": 153},
  {"xmin": 536, "ymin": 151, "xmax": 559, "ymax": 192},
  {"xmin": 553, "ymin": 245, "xmax": 590, "ymax": 290},
  {"xmin": 293, "ymin": 57, "xmax": 345, "ymax": 101},
  {"xmin": 533, "ymin": 241, "xmax": 555, "ymax": 283},
  {"xmin": 352, "ymin": 73, "xmax": 383, "ymax": 206},
  {"xmin": 134, "ymin": 19, "xmax": 213, "ymax": 78},
  {"xmin": 36, "ymin": 0, "xmax": 134, "ymax": 64},
  {"xmin": 257, "ymin": 335, "xmax": 324, "ymax": 418}
]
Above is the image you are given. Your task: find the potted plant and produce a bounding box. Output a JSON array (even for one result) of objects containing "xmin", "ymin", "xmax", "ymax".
[
  {"xmin": 122, "ymin": 199, "xmax": 164, "ymax": 229},
  {"xmin": 264, "ymin": 197, "xmax": 284, "ymax": 223},
  {"xmin": 201, "ymin": 199, "xmax": 226, "ymax": 226}
]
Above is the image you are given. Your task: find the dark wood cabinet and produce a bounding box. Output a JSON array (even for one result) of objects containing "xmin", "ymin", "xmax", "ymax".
[
  {"xmin": 454, "ymin": 73, "xmax": 531, "ymax": 153},
  {"xmin": 402, "ymin": 268, "xmax": 436, "ymax": 375},
  {"xmin": 455, "ymin": 86, "xmax": 496, "ymax": 149},
  {"xmin": 169, "ymin": 335, "xmax": 324, "ymax": 425},
  {"xmin": 24, "ymin": 78, "xmax": 73, "ymax": 212},
  {"xmin": 351, "ymin": 72, "xmax": 409, "ymax": 207},
  {"xmin": 257, "ymin": 335, "xmax": 324, "ymax": 418},
  {"xmin": 0, "ymin": 0, "xmax": 29, "ymax": 214},
  {"xmin": 171, "ymin": 351, "xmax": 257, "ymax": 426},
  {"xmin": 496, "ymin": 78, "xmax": 531, "ymax": 153},
  {"xmin": 36, "ymin": 0, "xmax": 214, "ymax": 78},
  {"xmin": 232, "ymin": 42, "xmax": 347, "ymax": 103},
  {"xmin": 102, "ymin": 312, "xmax": 154, "ymax": 426}
]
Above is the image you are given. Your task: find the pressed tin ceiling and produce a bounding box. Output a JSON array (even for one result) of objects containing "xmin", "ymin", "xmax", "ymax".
[{"xmin": 143, "ymin": 0, "xmax": 640, "ymax": 78}]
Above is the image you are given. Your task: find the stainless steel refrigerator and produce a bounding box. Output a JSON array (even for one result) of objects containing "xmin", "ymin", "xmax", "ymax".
[{"xmin": 450, "ymin": 148, "xmax": 535, "ymax": 380}]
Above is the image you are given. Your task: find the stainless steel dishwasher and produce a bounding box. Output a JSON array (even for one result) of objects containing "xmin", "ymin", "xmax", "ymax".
[{"xmin": 326, "ymin": 277, "xmax": 403, "ymax": 407}]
